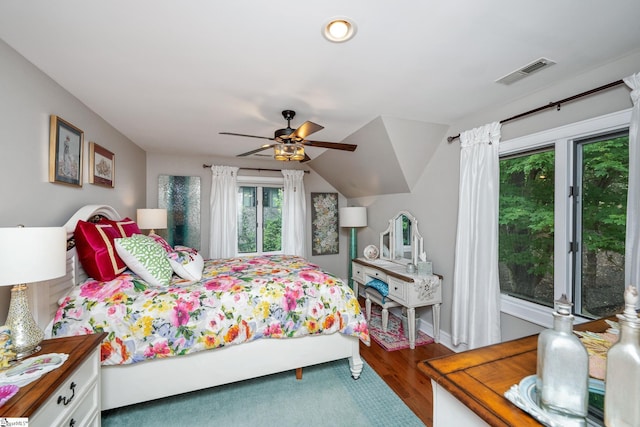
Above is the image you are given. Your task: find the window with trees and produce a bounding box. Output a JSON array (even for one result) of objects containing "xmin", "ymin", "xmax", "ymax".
[
  {"xmin": 237, "ymin": 185, "xmax": 283, "ymax": 254},
  {"xmin": 498, "ymin": 109, "xmax": 631, "ymax": 325}
]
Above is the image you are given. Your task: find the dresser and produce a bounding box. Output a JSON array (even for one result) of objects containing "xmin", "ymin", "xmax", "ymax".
[
  {"xmin": 352, "ymin": 258, "xmax": 442, "ymax": 348},
  {"xmin": 418, "ymin": 317, "xmax": 609, "ymax": 426},
  {"xmin": 0, "ymin": 333, "xmax": 106, "ymax": 427}
]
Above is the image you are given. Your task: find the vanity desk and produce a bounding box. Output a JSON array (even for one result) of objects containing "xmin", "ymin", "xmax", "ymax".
[
  {"xmin": 352, "ymin": 258, "xmax": 442, "ymax": 348},
  {"xmin": 353, "ymin": 211, "xmax": 442, "ymax": 349}
]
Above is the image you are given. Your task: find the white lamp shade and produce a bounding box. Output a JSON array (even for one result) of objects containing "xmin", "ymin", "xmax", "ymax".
[
  {"xmin": 339, "ymin": 207, "xmax": 367, "ymax": 228},
  {"xmin": 0, "ymin": 227, "xmax": 67, "ymax": 286},
  {"xmin": 137, "ymin": 209, "xmax": 167, "ymax": 230}
]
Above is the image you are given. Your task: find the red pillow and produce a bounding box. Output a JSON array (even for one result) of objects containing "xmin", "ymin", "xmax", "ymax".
[
  {"xmin": 75, "ymin": 220, "xmax": 127, "ymax": 281},
  {"xmin": 99, "ymin": 217, "xmax": 141, "ymax": 238}
]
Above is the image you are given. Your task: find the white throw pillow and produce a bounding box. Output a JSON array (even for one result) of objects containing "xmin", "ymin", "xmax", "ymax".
[
  {"xmin": 167, "ymin": 247, "xmax": 204, "ymax": 281},
  {"xmin": 115, "ymin": 234, "xmax": 173, "ymax": 287}
]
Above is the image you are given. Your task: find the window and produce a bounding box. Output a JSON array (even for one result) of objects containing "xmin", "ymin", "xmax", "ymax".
[
  {"xmin": 575, "ymin": 133, "xmax": 628, "ymax": 317},
  {"xmin": 499, "ymin": 148, "xmax": 555, "ymax": 308},
  {"xmin": 237, "ymin": 184, "xmax": 283, "ymax": 255},
  {"xmin": 499, "ymin": 109, "xmax": 631, "ymax": 326}
]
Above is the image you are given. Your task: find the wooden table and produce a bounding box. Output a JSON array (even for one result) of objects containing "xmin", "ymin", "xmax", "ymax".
[{"xmin": 418, "ymin": 318, "xmax": 609, "ymax": 426}]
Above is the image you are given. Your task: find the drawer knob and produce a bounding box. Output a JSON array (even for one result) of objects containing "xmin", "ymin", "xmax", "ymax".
[{"xmin": 57, "ymin": 381, "xmax": 76, "ymax": 406}]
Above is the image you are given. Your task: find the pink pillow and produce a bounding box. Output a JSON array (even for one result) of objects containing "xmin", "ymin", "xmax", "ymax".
[
  {"xmin": 75, "ymin": 220, "xmax": 127, "ymax": 281},
  {"xmin": 99, "ymin": 217, "xmax": 141, "ymax": 238}
]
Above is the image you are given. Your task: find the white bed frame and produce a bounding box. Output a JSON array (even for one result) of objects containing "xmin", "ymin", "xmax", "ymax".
[{"xmin": 31, "ymin": 205, "xmax": 364, "ymax": 410}]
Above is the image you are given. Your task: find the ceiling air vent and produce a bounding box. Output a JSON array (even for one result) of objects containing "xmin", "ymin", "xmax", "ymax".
[{"xmin": 495, "ymin": 57, "xmax": 556, "ymax": 85}]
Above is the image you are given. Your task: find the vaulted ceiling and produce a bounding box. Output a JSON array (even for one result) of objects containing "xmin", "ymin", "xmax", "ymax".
[{"xmin": 1, "ymin": 1, "xmax": 639, "ymax": 197}]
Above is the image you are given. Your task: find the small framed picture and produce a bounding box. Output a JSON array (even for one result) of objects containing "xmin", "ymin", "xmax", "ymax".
[
  {"xmin": 49, "ymin": 115, "xmax": 83, "ymax": 186},
  {"xmin": 89, "ymin": 142, "xmax": 115, "ymax": 188}
]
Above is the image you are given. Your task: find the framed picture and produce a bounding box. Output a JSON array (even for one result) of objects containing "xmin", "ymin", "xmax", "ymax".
[
  {"xmin": 89, "ymin": 142, "xmax": 115, "ymax": 188},
  {"xmin": 49, "ymin": 115, "xmax": 83, "ymax": 186},
  {"xmin": 311, "ymin": 192, "xmax": 339, "ymax": 255}
]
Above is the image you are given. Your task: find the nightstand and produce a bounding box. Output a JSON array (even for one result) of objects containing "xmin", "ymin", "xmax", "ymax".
[{"xmin": 0, "ymin": 333, "xmax": 106, "ymax": 427}]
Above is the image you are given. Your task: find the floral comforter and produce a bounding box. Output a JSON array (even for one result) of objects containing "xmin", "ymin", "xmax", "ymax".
[{"xmin": 51, "ymin": 255, "xmax": 370, "ymax": 365}]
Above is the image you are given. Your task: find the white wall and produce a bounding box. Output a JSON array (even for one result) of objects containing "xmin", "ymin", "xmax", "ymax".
[
  {"xmin": 0, "ymin": 39, "xmax": 147, "ymax": 324},
  {"xmin": 352, "ymin": 51, "xmax": 640, "ymax": 349},
  {"xmin": 145, "ymin": 153, "xmax": 351, "ymax": 278}
]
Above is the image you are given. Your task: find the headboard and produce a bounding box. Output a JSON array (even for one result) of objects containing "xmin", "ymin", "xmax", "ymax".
[{"xmin": 31, "ymin": 204, "xmax": 122, "ymax": 332}]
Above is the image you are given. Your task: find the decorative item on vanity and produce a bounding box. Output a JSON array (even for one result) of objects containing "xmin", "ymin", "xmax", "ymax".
[
  {"xmin": 339, "ymin": 206, "xmax": 367, "ymax": 291},
  {"xmin": 0, "ymin": 226, "xmax": 66, "ymax": 359},
  {"xmin": 363, "ymin": 244, "xmax": 379, "ymax": 261},
  {"xmin": 406, "ymin": 263, "xmax": 416, "ymax": 274},
  {"xmin": 536, "ymin": 294, "xmax": 589, "ymax": 420},
  {"xmin": 417, "ymin": 252, "xmax": 432, "ymax": 276},
  {"xmin": 604, "ymin": 286, "xmax": 640, "ymax": 426},
  {"xmin": 137, "ymin": 208, "xmax": 168, "ymax": 235}
]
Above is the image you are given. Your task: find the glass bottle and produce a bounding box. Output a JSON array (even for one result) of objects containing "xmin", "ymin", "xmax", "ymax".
[
  {"xmin": 536, "ymin": 294, "xmax": 589, "ymax": 419},
  {"xmin": 604, "ymin": 286, "xmax": 640, "ymax": 427}
]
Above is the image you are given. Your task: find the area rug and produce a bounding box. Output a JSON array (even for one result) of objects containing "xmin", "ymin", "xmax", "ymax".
[
  {"xmin": 101, "ymin": 359, "xmax": 424, "ymax": 427},
  {"xmin": 367, "ymin": 304, "xmax": 434, "ymax": 351}
]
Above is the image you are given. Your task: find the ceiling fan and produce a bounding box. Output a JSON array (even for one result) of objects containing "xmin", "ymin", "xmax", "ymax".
[{"xmin": 220, "ymin": 110, "xmax": 357, "ymax": 162}]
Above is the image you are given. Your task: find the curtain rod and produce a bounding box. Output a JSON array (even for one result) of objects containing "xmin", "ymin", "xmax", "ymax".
[
  {"xmin": 447, "ymin": 79, "xmax": 626, "ymax": 143},
  {"xmin": 202, "ymin": 164, "xmax": 310, "ymax": 174}
]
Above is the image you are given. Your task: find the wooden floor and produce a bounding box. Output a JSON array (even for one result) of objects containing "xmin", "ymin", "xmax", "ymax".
[{"xmin": 358, "ymin": 307, "xmax": 454, "ymax": 427}]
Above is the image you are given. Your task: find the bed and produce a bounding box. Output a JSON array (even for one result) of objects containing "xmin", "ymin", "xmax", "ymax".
[{"xmin": 31, "ymin": 204, "xmax": 369, "ymax": 410}]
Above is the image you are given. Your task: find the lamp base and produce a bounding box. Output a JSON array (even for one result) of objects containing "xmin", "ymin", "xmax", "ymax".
[
  {"xmin": 5, "ymin": 284, "xmax": 44, "ymax": 360},
  {"xmin": 14, "ymin": 345, "xmax": 41, "ymax": 360},
  {"xmin": 348, "ymin": 227, "xmax": 358, "ymax": 290}
]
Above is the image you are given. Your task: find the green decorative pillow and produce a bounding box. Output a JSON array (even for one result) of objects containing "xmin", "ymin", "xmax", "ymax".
[{"xmin": 114, "ymin": 234, "xmax": 173, "ymax": 287}]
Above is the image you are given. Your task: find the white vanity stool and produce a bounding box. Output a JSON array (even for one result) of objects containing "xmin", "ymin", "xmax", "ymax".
[{"xmin": 364, "ymin": 287, "xmax": 402, "ymax": 332}]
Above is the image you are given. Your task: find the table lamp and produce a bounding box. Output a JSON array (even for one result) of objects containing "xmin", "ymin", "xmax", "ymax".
[
  {"xmin": 339, "ymin": 207, "xmax": 367, "ymax": 290},
  {"xmin": 137, "ymin": 208, "xmax": 167, "ymax": 235},
  {"xmin": 0, "ymin": 226, "xmax": 66, "ymax": 359}
]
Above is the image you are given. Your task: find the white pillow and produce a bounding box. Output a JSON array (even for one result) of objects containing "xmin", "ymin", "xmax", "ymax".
[
  {"xmin": 167, "ymin": 247, "xmax": 204, "ymax": 281},
  {"xmin": 114, "ymin": 234, "xmax": 173, "ymax": 287}
]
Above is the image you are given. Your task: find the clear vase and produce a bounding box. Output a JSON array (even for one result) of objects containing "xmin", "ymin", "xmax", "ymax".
[
  {"xmin": 536, "ymin": 295, "xmax": 589, "ymax": 419},
  {"xmin": 604, "ymin": 286, "xmax": 640, "ymax": 427}
]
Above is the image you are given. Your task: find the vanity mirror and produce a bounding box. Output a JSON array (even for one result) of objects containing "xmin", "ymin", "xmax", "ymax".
[{"xmin": 379, "ymin": 211, "xmax": 424, "ymax": 265}]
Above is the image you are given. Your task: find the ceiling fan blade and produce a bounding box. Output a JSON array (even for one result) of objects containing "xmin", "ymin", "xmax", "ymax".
[
  {"xmin": 220, "ymin": 132, "xmax": 275, "ymax": 141},
  {"xmin": 301, "ymin": 153, "xmax": 312, "ymax": 163},
  {"xmin": 302, "ymin": 140, "xmax": 357, "ymax": 152},
  {"xmin": 237, "ymin": 144, "xmax": 276, "ymax": 157},
  {"xmin": 289, "ymin": 121, "xmax": 324, "ymax": 140}
]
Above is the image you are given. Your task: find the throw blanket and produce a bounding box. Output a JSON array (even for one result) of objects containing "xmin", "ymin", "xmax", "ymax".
[{"xmin": 51, "ymin": 255, "xmax": 370, "ymax": 365}]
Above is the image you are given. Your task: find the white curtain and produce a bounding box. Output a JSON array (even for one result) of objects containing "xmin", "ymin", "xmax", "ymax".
[
  {"xmin": 452, "ymin": 122, "xmax": 502, "ymax": 349},
  {"xmin": 624, "ymin": 72, "xmax": 640, "ymax": 289},
  {"xmin": 209, "ymin": 165, "xmax": 239, "ymax": 259},
  {"xmin": 281, "ymin": 170, "xmax": 306, "ymax": 257}
]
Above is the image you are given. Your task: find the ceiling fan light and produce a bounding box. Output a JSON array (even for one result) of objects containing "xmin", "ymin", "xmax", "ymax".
[
  {"xmin": 323, "ymin": 18, "xmax": 357, "ymax": 43},
  {"xmin": 274, "ymin": 142, "xmax": 304, "ymax": 161}
]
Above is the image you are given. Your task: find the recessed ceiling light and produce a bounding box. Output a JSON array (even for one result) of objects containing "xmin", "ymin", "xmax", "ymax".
[{"xmin": 323, "ymin": 17, "xmax": 357, "ymax": 43}]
